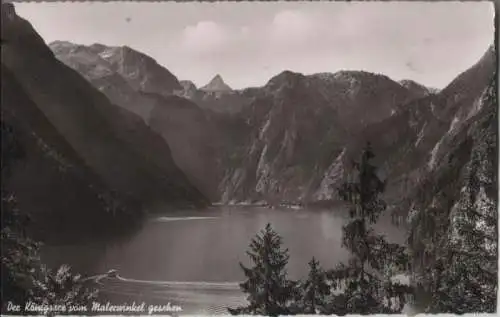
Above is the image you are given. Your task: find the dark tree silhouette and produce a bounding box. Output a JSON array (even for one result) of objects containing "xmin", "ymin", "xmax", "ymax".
[
  {"xmin": 298, "ymin": 257, "xmax": 331, "ymax": 314},
  {"xmin": 327, "ymin": 142, "xmax": 412, "ymax": 314},
  {"xmin": 228, "ymin": 223, "xmax": 298, "ymax": 316}
]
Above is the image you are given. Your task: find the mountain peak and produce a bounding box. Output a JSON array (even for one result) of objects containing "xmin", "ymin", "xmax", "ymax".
[{"xmin": 200, "ymin": 74, "xmax": 232, "ymax": 92}]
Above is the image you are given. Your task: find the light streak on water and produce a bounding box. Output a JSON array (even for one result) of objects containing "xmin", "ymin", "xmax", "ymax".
[
  {"xmin": 98, "ymin": 275, "xmax": 247, "ymax": 314},
  {"xmin": 152, "ymin": 216, "xmax": 220, "ymax": 222}
]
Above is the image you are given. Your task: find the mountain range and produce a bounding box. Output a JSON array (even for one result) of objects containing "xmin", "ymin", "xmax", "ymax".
[
  {"xmin": 40, "ymin": 30, "xmax": 499, "ymax": 212},
  {"xmin": 1, "ymin": 0, "xmax": 497, "ymax": 253}
]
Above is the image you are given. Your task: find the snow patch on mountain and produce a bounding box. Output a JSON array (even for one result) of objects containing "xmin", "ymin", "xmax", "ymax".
[
  {"xmin": 414, "ymin": 122, "xmax": 427, "ymax": 147},
  {"xmin": 259, "ymin": 116, "xmax": 272, "ymax": 140},
  {"xmin": 255, "ymin": 144, "xmax": 270, "ymax": 193},
  {"xmin": 428, "ymin": 137, "xmax": 443, "ymax": 170},
  {"xmin": 448, "ymin": 116, "xmax": 460, "ymax": 134}
]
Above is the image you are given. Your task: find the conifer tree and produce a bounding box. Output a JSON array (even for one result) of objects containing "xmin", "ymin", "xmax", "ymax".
[
  {"xmin": 1, "ymin": 120, "xmax": 39, "ymax": 307},
  {"xmin": 33, "ymin": 264, "xmax": 98, "ymax": 309},
  {"xmin": 228, "ymin": 223, "xmax": 298, "ymax": 316},
  {"xmin": 299, "ymin": 257, "xmax": 330, "ymax": 314},
  {"xmin": 1, "ymin": 192, "xmax": 40, "ymax": 308},
  {"xmin": 328, "ymin": 142, "xmax": 412, "ymax": 314}
]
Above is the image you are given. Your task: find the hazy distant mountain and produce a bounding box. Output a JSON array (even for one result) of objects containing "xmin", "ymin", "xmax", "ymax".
[
  {"xmin": 1, "ymin": 2, "xmax": 208, "ymax": 240},
  {"xmin": 143, "ymin": 93, "xmax": 225, "ymax": 200},
  {"xmin": 50, "ymin": 40, "xmax": 182, "ymax": 97},
  {"xmin": 50, "ymin": 42, "xmax": 224, "ymax": 200},
  {"xmin": 173, "ymin": 77, "xmax": 256, "ymax": 114},
  {"xmin": 200, "ymin": 74, "xmax": 233, "ymax": 92},
  {"xmin": 49, "ymin": 41, "xmax": 183, "ymax": 122},
  {"xmin": 185, "ymin": 87, "xmax": 257, "ymax": 114}
]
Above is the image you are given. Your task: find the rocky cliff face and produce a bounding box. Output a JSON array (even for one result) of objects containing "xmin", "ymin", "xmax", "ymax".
[
  {"xmin": 217, "ymin": 70, "xmax": 426, "ymax": 204},
  {"xmin": 358, "ymin": 46, "xmax": 496, "ymax": 217},
  {"xmin": 406, "ymin": 71, "xmax": 497, "ymax": 311},
  {"xmin": 218, "ymin": 46, "xmax": 495, "ymax": 206},
  {"xmin": 1, "ymin": 2, "xmax": 208, "ymax": 237}
]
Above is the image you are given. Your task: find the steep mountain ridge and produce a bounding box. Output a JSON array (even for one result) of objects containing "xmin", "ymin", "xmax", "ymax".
[
  {"xmin": 407, "ymin": 74, "xmax": 497, "ymax": 311},
  {"xmin": 1, "ymin": 64, "xmax": 141, "ymax": 242},
  {"xmin": 334, "ymin": 46, "xmax": 496, "ymax": 214},
  {"xmin": 1, "ymin": 2, "xmax": 208, "ymax": 223}
]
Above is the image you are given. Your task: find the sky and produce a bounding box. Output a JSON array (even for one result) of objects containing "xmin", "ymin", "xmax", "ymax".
[{"xmin": 15, "ymin": 2, "xmax": 495, "ymax": 90}]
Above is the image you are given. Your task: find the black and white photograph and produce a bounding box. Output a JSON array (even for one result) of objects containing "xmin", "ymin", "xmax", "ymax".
[{"xmin": 1, "ymin": 0, "xmax": 498, "ymax": 315}]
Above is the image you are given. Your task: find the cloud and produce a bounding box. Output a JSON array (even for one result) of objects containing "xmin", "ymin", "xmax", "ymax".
[
  {"xmin": 268, "ymin": 10, "xmax": 316, "ymax": 47},
  {"xmin": 179, "ymin": 21, "xmax": 228, "ymax": 54},
  {"xmin": 16, "ymin": 2, "xmax": 494, "ymax": 89},
  {"xmin": 240, "ymin": 26, "xmax": 250, "ymax": 36}
]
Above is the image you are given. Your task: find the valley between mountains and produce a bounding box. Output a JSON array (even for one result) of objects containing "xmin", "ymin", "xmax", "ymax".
[{"xmin": 1, "ymin": 1, "xmax": 497, "ymax": 314}]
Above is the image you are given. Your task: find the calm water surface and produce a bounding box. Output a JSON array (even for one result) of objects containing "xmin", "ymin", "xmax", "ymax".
[{"xmin": 41, "ymin": 206, "xmax": 406, "ymax": 313}]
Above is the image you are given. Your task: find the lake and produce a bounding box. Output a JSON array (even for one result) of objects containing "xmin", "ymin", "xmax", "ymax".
[{"xmin": 41, "ymin": 206, "xmax": 407, "ymax": 314}]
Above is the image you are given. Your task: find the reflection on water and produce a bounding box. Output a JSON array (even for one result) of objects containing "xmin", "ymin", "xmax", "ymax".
[{"xmin": 41, "ymin": 206, "xmax": 406, "ymax": 313}]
